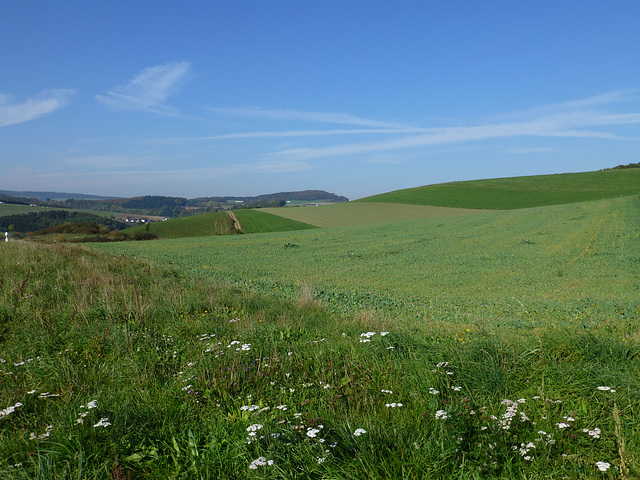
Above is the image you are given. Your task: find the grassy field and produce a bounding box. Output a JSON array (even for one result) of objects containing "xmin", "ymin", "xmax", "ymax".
[
  {"xmin": 0, "ymin": 205, "xmax": 49, "ymax": 217},
  {"xmin": 99, "ymin": 196, "xmax": 640, "ymax": 327},
  {"xmin": 125, "ymin": 209, "xmax": 316, "ymax": 239},
  {"xmin": 233, "ymin": 210, "xmax": 317, "ymax": 234},
  {"xmin": 1, "ymin": 185, "xmax": 639, "ymax": 478},
  {"xmin": 0, "ymin": 204, "xmax": 117, "ymax": 220},
  {"xmin": 124, "ymin": 211, "xmax": 235, "ymax": 238},
  {"xmin": 359, "ymin": 168, "xmax": 640, "ymax": 209},
  {"xmin": 2, "ymin": 226, "xmax": 638, "ymax": 479},
  {"xmin": 262, "ymin": 202, "xmax": 490, "ymax": 228}
]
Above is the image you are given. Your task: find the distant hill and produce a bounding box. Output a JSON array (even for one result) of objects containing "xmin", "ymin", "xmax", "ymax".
[
  {"xmin": 358, "ymin": 168, "xmax": 640, "ymax": 210},
  {"xmin": 192, "ymin": 190, "xmax": 349, "ymax": 204},
  {"xmin": 124, "ymin": 209, "xmax": 317, "ymax": 238},
  {"xmin": 0, "ymin": 193, "xmax": 34, "ymax": 205},
  {"xmin": 0, "ymin": 190, "xmax": 120, "ymax": 201},
  {"xmin": 0, "ymin": 210, "xmax": 126, "ymax": 234},
  {"xmin": 1, "ymin": 190, "xmax": 348, "ymax": 217}
]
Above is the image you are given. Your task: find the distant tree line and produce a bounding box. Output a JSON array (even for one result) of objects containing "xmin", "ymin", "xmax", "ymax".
[
  {"xmin": 240, "ymin": 199, "xmax": 287, "ymax": 209},
  {"xmin": 0, "ymin": 193, "xmax": 33, "ymax": 205},
  {"xmin": 45, "ymin": 196, "xmax": 189, "ymax": 217},
  {"xmin": 0, "ymin": 210, "xmax": 126, "ymax": 234},
  {"xmin": 41, "ymin": 191, "xmax": 349, "ymax": 217},
  {"xmin": 605, "ymin": 162, "xmax": 640, "ymax": 170},
  {"xmin": 194, "ymin": 190, "xmax": 349, "ymax": 204}
]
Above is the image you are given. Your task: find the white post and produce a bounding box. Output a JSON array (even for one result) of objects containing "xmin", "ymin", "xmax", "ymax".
[{"xmin": 4, "ymin": 232, "xmax": 8, "ymax": 242}]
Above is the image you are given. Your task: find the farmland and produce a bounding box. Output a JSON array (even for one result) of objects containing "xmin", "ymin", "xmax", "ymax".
[
  {"xmin": 262, "ymin": 202, "xmax": 490, "ymax": 228},
  {"xmin": 1, "ymin": 176, "xmax": 639, "ymax": 478},
  {"xmin": 100, "ymin": 196, "xmax": 640, "ymax": 327},
  {"xmin": 0, "ymin": 204, "xmax": 48, "ymax": 217},
  {"xmin": 124, "ymin": 209, "xmax": 316, "ymax": 238},
  {"xmin": 359, "ymin": 168, "xmax": 640, "ymax": 209}
]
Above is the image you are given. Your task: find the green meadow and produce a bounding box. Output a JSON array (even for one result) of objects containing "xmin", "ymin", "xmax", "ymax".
[
  {"xmin": 0, "ymin": 205, "xmax": 48, "ymax": 217},
  {"xmin": 1, "ymin": 171, "xmax": 639, "ymax": 479},
  {"xmin": 359, "ymin": 168, "xmax": 640, "ymax": 209},
  {"xmin": 261, "ymin": 202, "xmax": 489, "ymax": 228},
  {"xmin": 125, "ymin": 209, "xmax": 316, "ymax": 238},
  {"xmin": 100, "ymin": 197, "xmax": 639, "ymax": 328}
]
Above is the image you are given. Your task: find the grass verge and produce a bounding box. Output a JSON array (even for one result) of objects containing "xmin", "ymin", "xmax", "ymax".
[{"xmin": 0, "ymin": 241, "xmax": 638, "ymax": 479}]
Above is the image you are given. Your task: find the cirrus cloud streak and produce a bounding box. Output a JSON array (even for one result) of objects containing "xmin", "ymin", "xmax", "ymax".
[
  {"xmin": 0, "ymin": 89, "xmax": 75, "ymax": 127},
  {"xmin": 96, "ymin": 61, "xmax": 191, "ymax": 113}
]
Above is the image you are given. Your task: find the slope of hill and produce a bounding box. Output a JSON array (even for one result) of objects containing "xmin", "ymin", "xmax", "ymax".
[
  {"xmin": 98, "ymin": 195, "xmax": 640, "ymax": 321},
  {"xmin": 262, "ymin": 202, "xmax": 490, "ymax": 228},
  {"xmin": 124, "ymin": 209, "xmax": 316, "ymax": 238},
  {"xmin": 357, "ymin": 168, "xmax": 640, "ymax": 209}
]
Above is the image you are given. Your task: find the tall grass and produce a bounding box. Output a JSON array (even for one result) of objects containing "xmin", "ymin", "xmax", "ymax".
[{"xmin": 1, "ymin": 241, "xmax": 638, "ymax": 478}]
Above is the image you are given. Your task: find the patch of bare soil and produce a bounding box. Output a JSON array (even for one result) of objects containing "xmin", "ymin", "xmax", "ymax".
[{"xmin": 227, "ymin": 211, "xmax": 243, "ymax": 233}]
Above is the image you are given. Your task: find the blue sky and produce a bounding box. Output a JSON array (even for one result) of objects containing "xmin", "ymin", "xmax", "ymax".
[{"xmin": 2, "ymin": 1, "xmax": 639, "ymax": 200}]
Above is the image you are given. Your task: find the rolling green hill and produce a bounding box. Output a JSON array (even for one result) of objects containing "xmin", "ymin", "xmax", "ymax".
[
  {"xmin": 358, "ymin": 168, "xmax": 640, "ymax": 209},
  {"xmin": 97, "ymin": 195, "xmax": 640, "ymax": 322},
  {"xmin": 233, "ymin": 209, "xmax": 317, "ymax": 233},
  {"xmin": 124, "ymin": 209, "xmax": 316, "ymax": 238}
]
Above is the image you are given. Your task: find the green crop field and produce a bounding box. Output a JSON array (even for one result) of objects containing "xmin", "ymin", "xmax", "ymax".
[
  {"xmin": 2, "ymin": 182, "xmax": 639, "ymax": 478},
  {"xmin": 99, "ymin": 196, "xmax": 640, "ymax": 328},
  {"xmin": 262, "ymin": 202, "xmax": 490, "ymax": 228},
  {"xmin": 233, "ymin": 209, "xmax": 317, "ymax": 234},
  {"xmin": 0, "ymin": 204, "xmax": 49, "ymax": 217},
  {"xmin": 359, "ymin": 168, "xmax": 640, "ymax": 209},
  {"xmin": 0, "ymin": 204, "xmax": 117, "ymax": 220},
  {"xmin": 124, "ymin": 210, "xmax": 234, "ymax": 238},
  {"xmin": 125, "ymin": 209, "xmax": 316, "ymax": 238}
]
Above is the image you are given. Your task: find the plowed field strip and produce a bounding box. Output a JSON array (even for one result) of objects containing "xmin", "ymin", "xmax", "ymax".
[{"xmin": 262, "ymin": 202, "xmax": 493, "ymax": 228}]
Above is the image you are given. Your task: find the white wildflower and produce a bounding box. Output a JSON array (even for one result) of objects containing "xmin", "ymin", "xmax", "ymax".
[
  {"xmin": 435, "ymin": 410, "xmax": 449, "ymax": 420},
  {"xmin": 353, "ymin": 428, "xmax": 367, "ymax": 436},
  {"xmin": 249, "ymin": 457, "xmax": 273, "ymax": 469},
  {"xmin": 597, "ymin": 386, "xmax": 616, "ymax": 393},
  {"xmin": 583, "ymin": 427, "xmax": 602, "ymax": 439},
  {"xmin": 596, "ymin": 461, "xmax": 611, "ymax": 472},
  {"xmin": 93, "ymin": 418, "xmax": 111, "ymax": 428}
]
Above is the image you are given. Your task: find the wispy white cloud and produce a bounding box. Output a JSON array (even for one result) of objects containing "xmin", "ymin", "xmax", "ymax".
[
  {"xmin": 505, "ymin": 147, "xmax": 555, "ymax": 155},
  {"xmin": 0, "ymin": 89, "xmax": 74, "ymax": 127},
  {"xmin": 263, "ymin": 91, "xmax": 640, "ymax": 162},
  {"xmin": 10, "ymin": 159, "xmax": 312, "ymax": 193},
  {"xmin": 65, "ymin": 154, "xmax": 150, "ymax": 169},
  {"xmin": 96, "ymin": 61, "xmax": 191, "ymax": 112},
  {"xmin": 154, "ymin": 128, "xmax": 424, "ymax": 143},
  {"xmin": 208, "ymin": 106, "xmax": 411, "ymax": 129},
  {"xmin": 499, "ymin": 88, "xmax": 640, "ymax": 120},
  {"xmin": 362, "ymin": 153, "xmax": 413, "ymax": 164}
]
